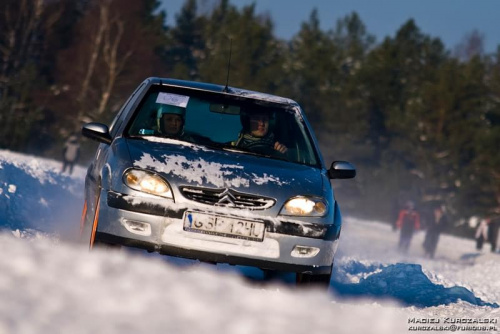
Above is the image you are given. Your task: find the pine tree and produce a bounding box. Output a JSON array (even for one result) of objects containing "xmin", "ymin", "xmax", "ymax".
[
  {"xmin": 164, "ymin": 0, "xmax": 205, "ymax": 80},
  {"xmin": 195, "ymin": 0, "xmax": 284, "ymax": 93},
  {"xmin": 287, "ymin": 9, "xmax": 338, "ymax": 126}
]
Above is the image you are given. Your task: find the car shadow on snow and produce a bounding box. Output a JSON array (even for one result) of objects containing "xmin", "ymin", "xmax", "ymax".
[
  {"xmin": 141, "ymin": 255, "xmax": 498, "ymax": 310},
  {"xmin": 458, "ymin": 252, "xmax": 486, "ymax": 266},
  {"xmin": 103, "ymin": 249, "xmax": 497, "ymax": 310},
  {"xmin": 330, "ymin": 260, "xmax": 499, "ymax": 308}
]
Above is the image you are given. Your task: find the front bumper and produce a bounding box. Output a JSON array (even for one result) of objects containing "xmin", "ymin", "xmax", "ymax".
[{"xmin": 95, "ymin": 190, "xmax": 340, "ymax": 274}]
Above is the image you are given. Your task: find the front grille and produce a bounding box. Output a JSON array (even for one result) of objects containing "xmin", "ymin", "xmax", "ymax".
[{"xmin": 180, "ymin": 186, "xmax": 275, "ymax": 210}]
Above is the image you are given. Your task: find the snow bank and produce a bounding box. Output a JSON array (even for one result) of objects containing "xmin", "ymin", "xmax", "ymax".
[
  {"xmin": 0, "ymin": 233, "xmax": 407, "ymax": 334},
  {"xmin": 0, "ymin": 150, "xmax": 498, "ymax": 334},
  {"xmin": 0, "ymin": 150, "xmax": 85, "ymax": 238}
]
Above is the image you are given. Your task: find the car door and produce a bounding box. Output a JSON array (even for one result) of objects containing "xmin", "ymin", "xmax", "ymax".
[{"xmin": 81, "ymin": 82, "xmax": 147, "ymax": 242}]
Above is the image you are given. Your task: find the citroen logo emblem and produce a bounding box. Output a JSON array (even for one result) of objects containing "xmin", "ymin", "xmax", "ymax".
[{"xmin": 216, "ymin": 189, "xmax": 236, "ymax": 207}]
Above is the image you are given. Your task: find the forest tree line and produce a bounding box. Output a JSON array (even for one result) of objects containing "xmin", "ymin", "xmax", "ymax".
[{"xmin": 1, "ymin": 0, "xmax": 499, "ymax": 234}]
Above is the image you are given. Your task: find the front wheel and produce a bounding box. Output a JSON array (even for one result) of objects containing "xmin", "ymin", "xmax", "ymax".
[
  {"xmin": 92, "ymin": 239, "xmax": 122, "ymax": 251},
  {"xmin": 296, "ymin": 263, "xmax": 333, "ymax": 288}
]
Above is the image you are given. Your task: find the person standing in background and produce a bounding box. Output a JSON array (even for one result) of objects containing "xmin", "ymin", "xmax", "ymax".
[
  {"xmin": 396, "ymin": 200, "xmax": 421, "ymax": 253},
  {"xmin": 423, "ymin": 204, "xmax": 448, "ymax": 258},
  {"xmin": 475, "ymin": 218, "xmax": 489, "ymax": 251},
  {"xmin": 61, "ymin": 134, "xmax": 80, "ymax": 175},
  {"xmin": 487, "ymin": 215, "xmax": 499, "ymax": 253}
]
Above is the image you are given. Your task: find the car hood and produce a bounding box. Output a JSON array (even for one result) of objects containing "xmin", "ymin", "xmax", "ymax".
[{"xmin": 125, "ymin": 138, "xmax": 324, "ymax": 198}]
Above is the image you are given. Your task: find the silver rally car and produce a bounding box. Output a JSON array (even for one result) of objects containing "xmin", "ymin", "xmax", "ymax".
[{"xmin": 81, "ymin": 77, "xmax": 355, "ymax": 285}]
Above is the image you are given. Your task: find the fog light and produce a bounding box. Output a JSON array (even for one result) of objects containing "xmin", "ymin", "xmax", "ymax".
[
  {"xmin": 291, "ymin": 245, "xmax": 320, "ymax": 258},
  {"xmin": 123, "ymin": 220, "xmax": 151, "ymax": 236}
]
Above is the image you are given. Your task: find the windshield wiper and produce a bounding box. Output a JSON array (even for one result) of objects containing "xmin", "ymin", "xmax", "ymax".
[
  {"xmin": 127, "ymin": 135, "xmax": 147, "ymax": 140},
  {"xmin": 222, "ymin": 146, "xmax": 265, "ymax": 156},
  {"xmin": 221, "ymin": 145, "xmax": 289, "ymax": 161}
]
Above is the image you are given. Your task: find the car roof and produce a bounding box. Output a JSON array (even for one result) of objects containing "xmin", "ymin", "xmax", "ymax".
[{"xmin": 146, "ymin": 77, "xmax": 300, "ymax": 107}]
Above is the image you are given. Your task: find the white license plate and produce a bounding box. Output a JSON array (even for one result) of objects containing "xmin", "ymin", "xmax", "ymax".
[{"xmin": 183, "ymin": 212, "xmax": 265, "ymax": 241}]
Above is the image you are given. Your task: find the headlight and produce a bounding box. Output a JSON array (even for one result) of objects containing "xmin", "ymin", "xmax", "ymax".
[
  {"xmin": 280, "ymin": 196, "xmax": 327, "ymax": 217},
  {"xmin": 123, "ymin": 169, "xmax": 173, "ymax": 199}
]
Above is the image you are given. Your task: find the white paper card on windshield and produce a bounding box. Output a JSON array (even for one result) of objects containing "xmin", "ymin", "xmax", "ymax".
[{"xmin": 156, "ymin": 92, "xmax": 190, "ymax": 108}]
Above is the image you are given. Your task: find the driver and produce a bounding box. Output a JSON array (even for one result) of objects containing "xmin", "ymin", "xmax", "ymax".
[
  {"xmin": 156, "ymin": 105, "xmax": 192, "ymax": 141},
  {"xmin": 233, "ymin": 110, "xmax": 287, "ymax": 154}
]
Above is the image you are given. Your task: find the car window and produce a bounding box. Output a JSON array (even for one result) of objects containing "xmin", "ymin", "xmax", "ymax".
[
  {"xmin": 126, "ymin": 87, "xmax": 320, "ymax": 167},
  {"xmin": 110, "ymin": 83, "xmax": 145, "ymax": 137}
]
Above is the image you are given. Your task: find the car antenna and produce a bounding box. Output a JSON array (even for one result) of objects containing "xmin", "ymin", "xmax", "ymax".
[{"xmin": 223, "ymin": 38, "xmax": 232, "ymax": 93}]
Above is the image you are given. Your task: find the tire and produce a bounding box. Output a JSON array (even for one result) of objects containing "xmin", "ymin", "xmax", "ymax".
[
  {"xmin": 262, "ymin": 269, "xmax": 281, "ymax": 281},
  {"xmin": 296, "ymin": 263, "xmax": 333, "ymax": 288},
  {"xmin": 92, "ymin": 239, "xmax": 122, "ymax": 251}
]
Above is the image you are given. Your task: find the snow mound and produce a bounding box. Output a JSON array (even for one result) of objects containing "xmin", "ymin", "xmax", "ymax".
[
  {"xmin": 0, "ymin": 150, "xmax": 85, "ymax": 238},
  {"xmin": 0, "ymin": 149, "xmax": 498, "ymax": 334},
  {"xmin": 333, "ymin": 260, "xmax": 498, "ymax": 308},
  {"xmin": 0, "ymin": 233, "xmax": 407, "ymax": 334}
]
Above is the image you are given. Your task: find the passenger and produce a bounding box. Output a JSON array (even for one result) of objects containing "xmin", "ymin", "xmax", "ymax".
[
  {"xmin": 156, "ymin": 105, "xmax": 192, "ymax": 141},
  {"xmin": 233, "ymin": 110, "xmax": 288, "ymax": 155}
]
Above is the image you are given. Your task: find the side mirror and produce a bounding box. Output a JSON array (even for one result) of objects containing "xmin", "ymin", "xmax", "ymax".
[
  {"xmin": 82, "ymin": 122, "xmax": 112, "ymax": 145},
  {"xmin": 328, "ymin": 161, "xmax": 356, "ymax": 179}
]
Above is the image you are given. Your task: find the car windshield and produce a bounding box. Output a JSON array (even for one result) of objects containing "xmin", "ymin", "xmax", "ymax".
[{"xmin": 126, "ymin": 86, "xmax": 320, "ymax": 166}]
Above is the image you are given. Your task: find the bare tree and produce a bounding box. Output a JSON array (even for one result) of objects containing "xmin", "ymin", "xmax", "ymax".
[
  {"xmin": 66, "ymin": 0, "xmax": 143, "ymax": 129},
  {"xmin": 1, "ymin": 0, "xmax": 42, "ymax": 80},
  {"xmin": 97, "ymin": 15, "xmax": 133, "ymax": 116},
  {"xmin": 77, "ymin": 0, "xmax": 110, "ymax": 107},
  {"xmin": 52, "ymin": 0, "xmax": 167, "ymax": 138},
  {"xmin": 454, "ymin": 30, "xmax": 485, "ymax": 61},
  {"xmin": 0, "ymin": 0, "xmax": 63, "ymax": 149}
]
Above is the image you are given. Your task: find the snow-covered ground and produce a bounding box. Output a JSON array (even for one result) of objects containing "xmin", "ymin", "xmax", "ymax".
[{"xmin": 0, "ymin": 149, "xmax": 498, "ymax": 334}]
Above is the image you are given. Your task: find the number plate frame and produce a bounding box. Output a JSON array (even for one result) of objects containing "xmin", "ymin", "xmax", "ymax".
[{"xmin": 183, "ymin": 212, "xmax": 265, "ymax": 242}]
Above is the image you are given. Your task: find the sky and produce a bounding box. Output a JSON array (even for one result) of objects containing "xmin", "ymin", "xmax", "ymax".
[
  {"xmin": 0, "ymin": 149, "xmax": 498, "ymax": 333},
  {"xmin": 159, "ymin": 0, "xmax": 500, "ymax": 53}
]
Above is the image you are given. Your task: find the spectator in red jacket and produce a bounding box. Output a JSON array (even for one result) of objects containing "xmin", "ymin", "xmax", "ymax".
[{"xmin": 396, "ymin": 200, "xmax": 421, "ymax": 253}]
